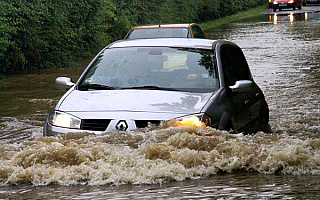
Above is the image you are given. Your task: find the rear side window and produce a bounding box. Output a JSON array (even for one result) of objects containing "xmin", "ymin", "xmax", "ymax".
[
  {"xmin": 220, "ymin": 45, "xmax": 251, "ymax": 86},
  {"xmin": 191, "ymin": 25, "xmax": 206, "ymax": 38}
]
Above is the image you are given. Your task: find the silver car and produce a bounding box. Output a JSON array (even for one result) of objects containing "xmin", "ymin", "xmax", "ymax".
[{"xmin": 43, "ymin": 38, "xmax": 270, "ymax": 136}]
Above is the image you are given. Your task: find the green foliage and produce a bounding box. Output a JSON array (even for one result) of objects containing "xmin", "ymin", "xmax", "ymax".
[
  {"xmin": 0, "ymin": 0, "xmax": 114, "ymax": 75},
  {"xmin": 0, "ymin": 0, "xmax": 265, "ymax": 76}
]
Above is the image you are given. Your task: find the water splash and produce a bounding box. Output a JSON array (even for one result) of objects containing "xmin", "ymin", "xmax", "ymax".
[{"xmin": 1, "ymin": 127, "xmax": 319, "ymax": 186}]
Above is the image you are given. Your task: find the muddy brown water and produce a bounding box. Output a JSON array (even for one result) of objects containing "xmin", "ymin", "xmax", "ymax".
[{"xmin": 0, "ymin": 11, "xmax": 320, "ymax": 199}]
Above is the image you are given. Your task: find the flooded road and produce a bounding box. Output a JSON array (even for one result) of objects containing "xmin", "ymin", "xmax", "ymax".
[
  {"xmin": 206, "ymin": 12, "xmax": 320, "ymax": 135},
  {"xmin": 1, "ymin": 10, "xmax": 320, "ymax": 199}
]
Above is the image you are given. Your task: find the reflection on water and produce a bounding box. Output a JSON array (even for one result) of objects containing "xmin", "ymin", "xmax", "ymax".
[
  {"xmin": 1, "ymin": 173, "xmax": 319, "ymax": 199},
  {"xmin": 269, "ymin": 12, "xmax": 313, "ymax": 25}
]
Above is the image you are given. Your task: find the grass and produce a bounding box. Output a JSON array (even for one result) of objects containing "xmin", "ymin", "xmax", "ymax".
[{"xmin": 200, "ymin": 5, "xmax": 267, "ymax": 30}]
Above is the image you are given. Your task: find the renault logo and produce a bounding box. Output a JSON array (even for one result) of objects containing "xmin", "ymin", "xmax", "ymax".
[{"xmin": 115, "ymin": 120, "xmax": 128, "ymax": 131}]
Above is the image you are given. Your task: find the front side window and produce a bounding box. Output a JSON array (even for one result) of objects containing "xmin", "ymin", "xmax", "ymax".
[
  {"xmin": 221, "ymin": 47, "xmax": 237, "ymax": 86},
  {"xmin": 79, "ymin": 47, "xmax": 219, "ymax": 93},
  {"xmin": 220, "ymin": 45, "xmax": 251, "ymax": 86},
  {"xmin": 228, "ymin": 46, "xmax": 251, "ymax": 81}
]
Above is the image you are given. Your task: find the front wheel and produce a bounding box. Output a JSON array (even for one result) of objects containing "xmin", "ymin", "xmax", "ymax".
[
  {"xmin": 218, "ymin": 112, "xmax": 234, "ymax": 132},
  {"xmin": 258, "ymin": 102, "xmax": 271, "ymax": 133}
]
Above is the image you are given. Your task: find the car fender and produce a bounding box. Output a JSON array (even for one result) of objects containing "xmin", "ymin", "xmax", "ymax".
[{"xmin": 201, "ymin": 87, "xmax": 234, "ymax": 130}]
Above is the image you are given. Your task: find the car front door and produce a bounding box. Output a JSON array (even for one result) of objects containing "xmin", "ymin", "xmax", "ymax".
[{"xmin": 219, "ymin": 44, "xmax": 253, "ymax": 130}]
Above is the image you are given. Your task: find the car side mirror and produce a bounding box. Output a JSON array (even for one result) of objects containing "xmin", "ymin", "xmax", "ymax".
[
  {"xmin": 229, "ymin": 80, "xmax": 253, "ymax": 93},
  {"xmin": 55, "ymin": 77, "xmax": 75, "ymax": 90}
]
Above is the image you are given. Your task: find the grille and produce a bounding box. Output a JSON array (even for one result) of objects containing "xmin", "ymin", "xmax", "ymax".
[
  {"xmin": 81, "ymin": 119, "xmax": 111, "ymax": 131},
  {"xmin": 135, "ymin": 120, "xmax": 161, "ymax": 128}
]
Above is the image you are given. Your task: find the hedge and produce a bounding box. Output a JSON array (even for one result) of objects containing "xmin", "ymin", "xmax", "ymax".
[{"xmin": 0, "ymin": 0, "xmax": 265, "ymax": 76}]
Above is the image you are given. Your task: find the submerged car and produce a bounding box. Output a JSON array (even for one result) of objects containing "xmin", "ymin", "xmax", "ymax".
[
  {"xmin": 43, "ymin": 38, "xmax": 270, "ymax": 136},
  {"xmin": 124, "ymin": 23, "xmax": 206, "ymax": 39},
  {"xmin": 273, "ymin": 0, "xmax": 302, "ymax": 11},
  {"xmin": 302, "ymin": 0, "xmax": 320, "ymax": 6}
]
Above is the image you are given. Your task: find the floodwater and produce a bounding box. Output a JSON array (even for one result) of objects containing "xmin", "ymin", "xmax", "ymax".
[{"xmin": 1, "ymin": 10, "xmax": 320, "ymax": 199}]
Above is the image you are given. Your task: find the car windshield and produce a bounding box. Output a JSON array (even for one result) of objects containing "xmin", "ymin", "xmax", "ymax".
[
  {"xmin": 127, "ymin": 28, "xmax": 189, "ymax": 39},
  {"xmin": 79, "ymin": 47, "xmax": 219, "ymax": 93}
]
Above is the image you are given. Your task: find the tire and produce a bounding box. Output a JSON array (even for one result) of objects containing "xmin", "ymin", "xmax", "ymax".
[
  {"xmin": 218, "ymin": 112, "xmax": 233, "ymax": 132},
  {"xmin": 259, "ymin": 114, "xmax": 271, "ymax": 133},
  {"xmin": 227, "ymin": 120, "xmax": 234, "ymax": 132},
  {"xmin": 259, "ymin": 102, "xmax": 271, "ymax": 133},
  {"xmin": 261, "ymin": 122, "xmax": 272, "ymax": 133}
]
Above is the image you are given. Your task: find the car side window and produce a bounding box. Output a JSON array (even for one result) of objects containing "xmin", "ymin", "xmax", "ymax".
[
  {"xmin": 228, "ymin": 46, "xmax": 251, "ymax": 81},
  {"xmin": 220, "ymin": 45, "xmax": 251, "ymax": 86},
  {"xmin": 221, "ymin": 46, "xmax": 237, "ymax": 86},
  {"xmin": 191, "ymin": 25, "xmax": 206, "ymax": 38}
]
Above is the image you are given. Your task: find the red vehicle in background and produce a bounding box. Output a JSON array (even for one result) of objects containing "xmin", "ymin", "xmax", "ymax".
[{"xmin": 273, "ymin": 0, "xmax": 302, "ymax": 11}]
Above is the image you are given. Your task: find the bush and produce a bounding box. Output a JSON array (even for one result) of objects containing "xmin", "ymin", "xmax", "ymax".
[
  {"xmin": 0, "ymin": 0, "xmax": 114, "ymax": 75},
  {"xmin": 0, "ymin": 0, "xmax": 265, "ymax": 76}
]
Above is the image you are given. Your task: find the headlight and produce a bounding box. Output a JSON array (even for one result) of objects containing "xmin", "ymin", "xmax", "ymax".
[
  {"xmin": 174, "ymin": 114, "xmax": 214, "ymax": 127},
  {"xmin": 288, "ymin": 0, "xmax": 293, "ymax": 3},
  {"xmin": 49, "ymin": 111, "xmax": 81, "ymax": 129},
  {"xmin": 273, "ymin": 1, "xmax": 278, "ymax": 4}
]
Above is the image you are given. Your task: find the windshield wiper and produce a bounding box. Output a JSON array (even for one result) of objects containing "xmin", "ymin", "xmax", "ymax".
[
  {"xmin": 122, "ymin": 85, "xmax": 179, "ymax": 91},
  {"xmin": 79, "ymin": 84, "xmax": 180, "ymax": 91},
  {"xmin": 78, "ymin": 84, "xmax": 116, "ymax": 90}
]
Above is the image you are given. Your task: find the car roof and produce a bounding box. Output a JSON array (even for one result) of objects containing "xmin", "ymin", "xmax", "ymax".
[
  {"xmin": 108, "ymin": 38, "xmax": 217, "ymax": 50},
  {"xmin": 129, "ymin": 23, "xmax": 197, "ymax": 29}
]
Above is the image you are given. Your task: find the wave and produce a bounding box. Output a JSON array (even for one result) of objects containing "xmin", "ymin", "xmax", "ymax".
[{"xmin": 1, "ymin": 126, "xmax": 319, "ymax": 186}]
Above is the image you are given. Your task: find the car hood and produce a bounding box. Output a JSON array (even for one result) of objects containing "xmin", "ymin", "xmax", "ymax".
[{"xmin": 58, "ymin": 89, "xmax": 213, "ymax": 114}]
